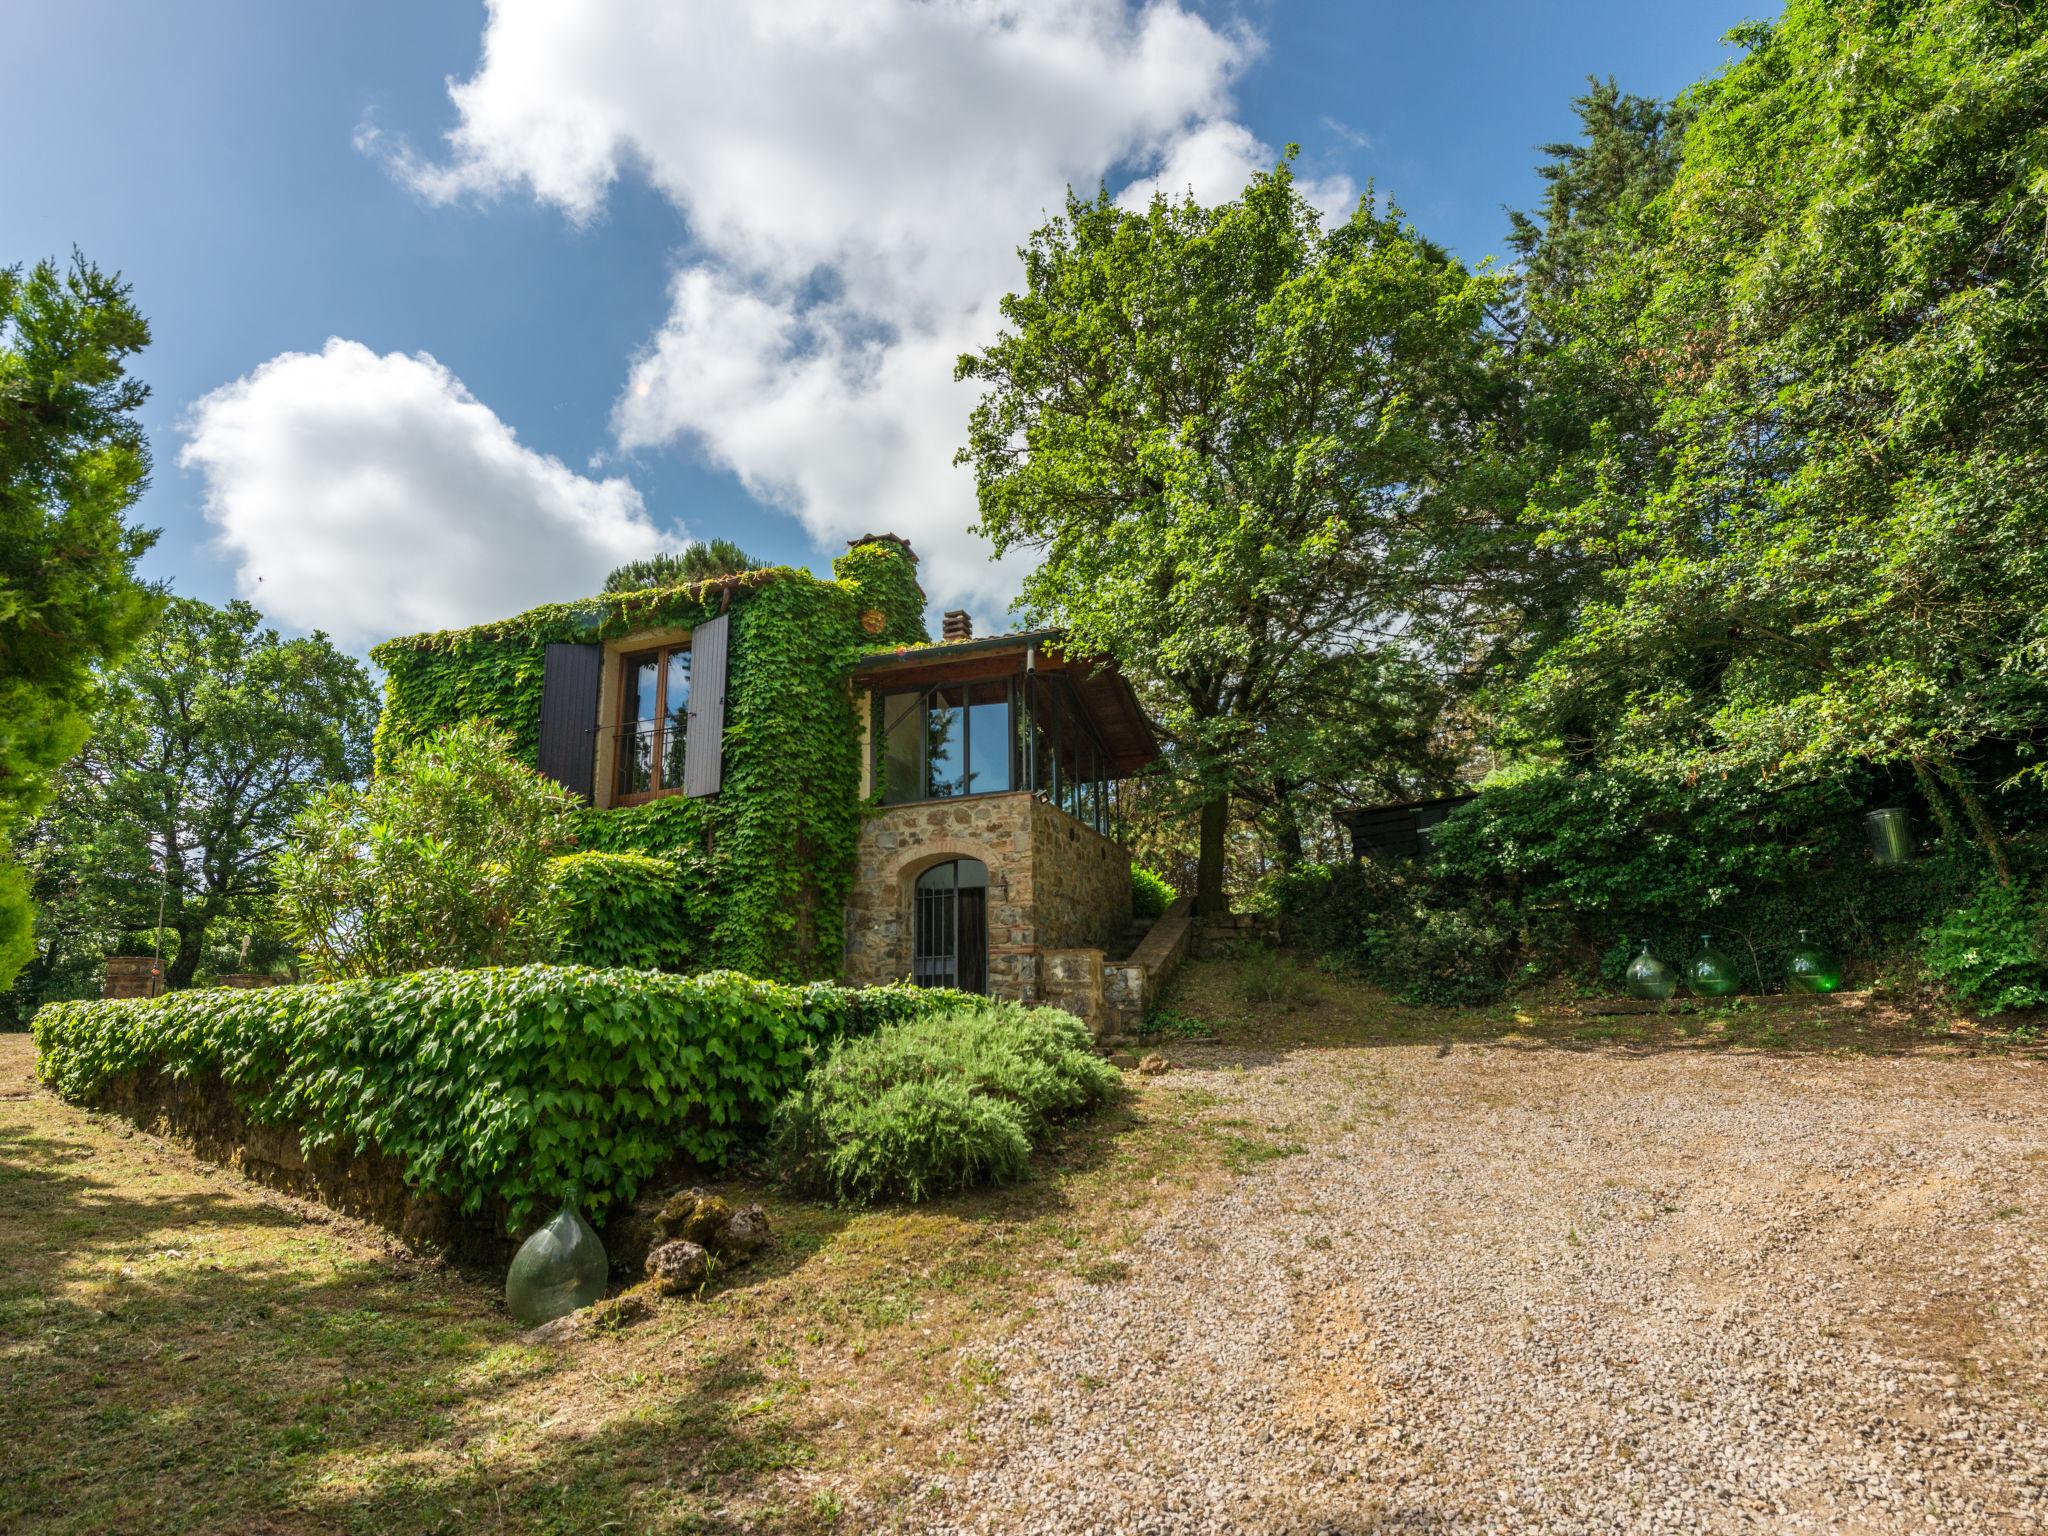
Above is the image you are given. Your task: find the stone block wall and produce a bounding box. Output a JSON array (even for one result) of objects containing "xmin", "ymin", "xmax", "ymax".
[
  {"xmin": 1039, "ymin": 948, "xmax": 1105, "ymax": 1026},
  {"xmin": 1027, "ymin": 797, "xmax": 1132, "ymax": 952},
  {"xmin": 103, "ymin": 957, "xmax": 165, "ymax": 1000},
  {"xmin": 841, "ymin": 792, "xmax": 1133, "ymax": 1026},
  {"xmin": 842, "ymin": 792, "xmax": 1038, "ymax": 993}
]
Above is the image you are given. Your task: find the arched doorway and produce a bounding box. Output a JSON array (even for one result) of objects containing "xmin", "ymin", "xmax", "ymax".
[{"xmin": 912, "ymin": 858, "xmax": 988, "ymax": 993}]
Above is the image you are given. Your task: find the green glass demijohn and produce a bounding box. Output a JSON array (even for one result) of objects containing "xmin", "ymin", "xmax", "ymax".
[
  {"xmin": 1624, "ymin": 942, "xmax": 1678, "ymax": 1001},
  {"xmin": 506, "ymin": 1195, "xmax": 608, "ymax": 1326},
  {"xmin": 1785, "ymin": 930, "xmax": 1843, "ymax": 994},
  {"xmin": 1687, "ymin": 934, "xmax": 1741, "ymax": 998}
]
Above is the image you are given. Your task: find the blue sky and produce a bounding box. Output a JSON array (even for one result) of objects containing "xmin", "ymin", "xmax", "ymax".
[{"xmin": 6, "ymin": 1, "xmax": 1765, "ymax": 648}]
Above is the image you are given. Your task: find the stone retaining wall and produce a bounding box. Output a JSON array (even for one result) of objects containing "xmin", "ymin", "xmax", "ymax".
[{"xmin": 91, "ymin": 1066, "xmax": 518, "ymax": 1267}]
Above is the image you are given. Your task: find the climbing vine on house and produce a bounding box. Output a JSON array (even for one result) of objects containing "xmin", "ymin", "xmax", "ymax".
[{"xmin": 367, "ymin": 543, "xmax": 930, "ymax": 981}]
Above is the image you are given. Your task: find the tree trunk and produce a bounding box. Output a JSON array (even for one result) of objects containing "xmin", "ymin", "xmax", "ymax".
[
  {"xmin": 1272, "ymin": 781, "xmax": 1304, "ymax": 871},
  {"xmin": 1934, "ymin": 756, "xmax": 2014, "ymax": 887},
  {"xmin": 166, "ymin": 912, "xmax": 209, "ymax": 989},
  {"xmin": 1196, "ymin": 794, "xmax": 1229, "ymax": 916},
  {"xmin": 1910, "ymin": 756, "xmax": 1966, "ymax": 852}
]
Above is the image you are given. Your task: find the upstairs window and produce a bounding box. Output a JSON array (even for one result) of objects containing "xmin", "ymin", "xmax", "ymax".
[{"xmin": 617, "ymin": 643, "xmax": 690, "ymax": 802}]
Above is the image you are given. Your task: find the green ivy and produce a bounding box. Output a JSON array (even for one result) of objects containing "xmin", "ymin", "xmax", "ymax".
[
  {"xmin": 367, "ymin": 544, "xmax": 932, "ymax": 981},
  {"xmin": 549, "ymin": 852, "xmax": 701, "ymax": 971},
  {"xmin": 32, "ymin": 964, "xmax": 984, "ymax": 1230}
]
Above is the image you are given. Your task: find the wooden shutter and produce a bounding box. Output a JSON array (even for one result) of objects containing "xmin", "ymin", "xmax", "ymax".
[
  {"xmin": 682, "ymin": 613, "xmax": 729, "ymax": 797},
  {"xmin": 536, "ymin": 642, "xmax": 603, "ymax": 800}
]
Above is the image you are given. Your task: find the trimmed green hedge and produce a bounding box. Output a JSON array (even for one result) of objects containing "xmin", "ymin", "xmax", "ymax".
[{"xmin": 32, "ymin": 965, "xmax": 979, "ymax": 1230}]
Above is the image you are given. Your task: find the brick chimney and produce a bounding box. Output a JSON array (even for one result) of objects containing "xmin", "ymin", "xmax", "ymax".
[{"xmin": 942, "ymin": 610, "xmax": 973, "ymax": 641}]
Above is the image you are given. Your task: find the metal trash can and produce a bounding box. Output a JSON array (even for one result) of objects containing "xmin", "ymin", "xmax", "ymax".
[{"xmin": 1864, "ymin": 807, "xmax": 1915, "ymax": 865}]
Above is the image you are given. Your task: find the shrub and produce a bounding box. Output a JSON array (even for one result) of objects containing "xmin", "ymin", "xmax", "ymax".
[
  {"xmin": 772, "ymin": 1002, "xmax": 1117, "ymax": 1203},
  {"xmin": 1428, "ymin": 761, "xmax": 1864, "ymax": 920},
  {"xmin": 549, "ymin": 851, "xmax": 701, "ymax": 971},
  {"xmin": 1270, "ymin": 859, "xmax": 1514, "ymax": 1006},
  {"xmin": 32, "ymin": 965, "xmax": 981, "ymax": 1229},
  {"xmin": 1920, "ymin": 879, "xmax": 2048, "ymax": 1014},
  {"xmin": 1131, "ymin": 866, "xmax": 1176, "ymax": 922},
  {"xmin": 276, "ymin": 721, "xmax": 577, "ymax": 979},
  {"xmin": 1232, "ymin": 948, "xmax": 1318, "ymax": 1011}
]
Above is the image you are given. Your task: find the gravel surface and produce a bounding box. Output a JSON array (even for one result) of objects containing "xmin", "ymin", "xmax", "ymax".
[{"xmin": 919, "ymin": 1041, "xmax": 2048, "ymax": 1534}]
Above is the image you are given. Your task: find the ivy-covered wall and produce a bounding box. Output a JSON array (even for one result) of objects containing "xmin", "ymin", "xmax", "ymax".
[{"xmin": 368, "ymin": 541, "xmax": 930, "ymax": 981}]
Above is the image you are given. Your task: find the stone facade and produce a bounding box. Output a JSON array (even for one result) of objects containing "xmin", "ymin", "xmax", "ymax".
[
  {"xmin": 103, "ymin": 957, "xmax": 165, "ymax": 1000},
  {"xmin": 841, "ymin": 790, "xmax": 1134, "ymax": 1021}
]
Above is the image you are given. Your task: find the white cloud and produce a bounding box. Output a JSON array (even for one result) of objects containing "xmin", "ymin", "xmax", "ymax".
[
  {"xmin": 1115, "ymin": 118, "xmax": 1356, "ymax": 217},
  {"xmin": 181, "ymin": 340, "xmax": 674, "ymax": 648},
  {"xmin": 379, "ymin": 0, "xmax": 1339, "ymax": 616}
]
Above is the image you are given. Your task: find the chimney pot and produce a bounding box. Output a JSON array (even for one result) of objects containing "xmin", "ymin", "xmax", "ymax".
[{"xmin": 942, "ymin": 610, "xmax": 973, "ymax": 641}]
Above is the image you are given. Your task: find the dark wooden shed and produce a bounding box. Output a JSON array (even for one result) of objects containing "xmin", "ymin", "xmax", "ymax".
[{"xmin": 1337, "ymin": 793, "xmax": 1477, "ymax": 863}]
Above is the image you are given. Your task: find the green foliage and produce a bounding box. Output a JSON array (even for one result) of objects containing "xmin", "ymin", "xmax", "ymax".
[
  {"xmin": 549, "ymin": 851, "xmax": 699, "ymax": 971},
  {"xmin": 276, "ymin": 722, "xmax": 577, "ymax": 979},
  {"xmin": 1130, "ymin": 865, "xmax": 1175, "ymax": 922},
  {"xmin": 0, "ymin": 256, "xmax": 161, "ymax": 987},
  {"xmin": 1921, "ymin": 880, "xmax": 2048, "ymax": 1016},
  {"xmin": 8, "ymin": 596, "xmax": 376, "ymax": 1001},
  {"xmin": 1270, "ymin": 860, "xmax": 1517, "ymax": 1007},
  {"xmin": 370, "ymin": 542, "xmax": 927, "ymax": 981},
  {"xmin": 829, "ymin": 538, "xmax": 930, "ymax": 649},
  {"xmin": 1428, "ymin": 762, "xmax": 1860, "ymax": 919},
  {"xmin": 32, "ymin": 964, "xmax": 975, "ymax": 1230},
  {"xmin": 959, "ymin": 156, "xmax": 1503, "ymax": 908},
  {"xmin": 1509, "ymin": 1, "xmax": 2048, "ymax": 824},
  {"xmin": 772, "ymin": 1002, "xmax": 1117, "ymax": 1204},
  {"xmin": 603, "ymin": 539, "xmax": 762, "ymax": 593}
]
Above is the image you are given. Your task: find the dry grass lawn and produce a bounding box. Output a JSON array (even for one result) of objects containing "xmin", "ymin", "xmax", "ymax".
[{"xmin": 3, "ymin": 957, "xmax": 2041, "ymax": 1533}]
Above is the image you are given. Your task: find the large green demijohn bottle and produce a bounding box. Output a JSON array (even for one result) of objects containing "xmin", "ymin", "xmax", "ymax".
[
  {"xmin": 1624, "ymin": 942, "xmax": 1678, "ymax": 1000},
  {"xmin": 1687, "ymin": 934, "xmax": 1741, "ymax": 998},
  {"xmin": 506, "ymin": 1195, "xmax": 608, "ymax": 1326},
  {"xmin": 1785, "ymin": 930, "xmax": 1843, "ymax": 994}
]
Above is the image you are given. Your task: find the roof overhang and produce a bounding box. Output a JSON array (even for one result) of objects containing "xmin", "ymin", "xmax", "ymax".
[{"xmin": 853, "ymin": 631, "xmax": 1159, "ymax": 778}]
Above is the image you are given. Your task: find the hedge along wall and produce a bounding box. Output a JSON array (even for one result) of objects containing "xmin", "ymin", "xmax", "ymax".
[
  {"xmin": 33, "ymin": 965, "xmax": 982, "ymax": 1233},
  {"xmin": 368, "ymin": 543, "xmax": 931, "ymax": 981}
]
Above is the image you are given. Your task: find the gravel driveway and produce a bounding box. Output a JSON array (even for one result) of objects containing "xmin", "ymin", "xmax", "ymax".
[{"xmin": 922, "ymin": 1040, "xmax": 2048, "ymax": 1534}]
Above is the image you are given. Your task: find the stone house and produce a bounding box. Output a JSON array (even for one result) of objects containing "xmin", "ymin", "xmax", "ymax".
[{"xmin": 372, "ymin": 533, "xmax": 1180, "ymax": 1027}]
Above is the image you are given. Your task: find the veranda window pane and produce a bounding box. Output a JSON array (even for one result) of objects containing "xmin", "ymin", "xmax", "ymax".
[
  {"xmin": 965, "ymin": 680, "xmax": 1009, "ymax": 794},
  {"xmin": 882, "ymin": 692, "xmax": 922, "ymax": 804},
  {"xmin": 926, "ymin": 689, "xmax": 963, "ymax": 797}
]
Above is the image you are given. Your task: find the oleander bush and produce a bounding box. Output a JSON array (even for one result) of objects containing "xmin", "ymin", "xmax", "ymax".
[
  {"xmin": 32, "ymin": 965, "xmax": 981, "ymax": 1229},
  {"xmin": 771, "ymin": 1002, "xmax": 1118, "ymax": 1203}
]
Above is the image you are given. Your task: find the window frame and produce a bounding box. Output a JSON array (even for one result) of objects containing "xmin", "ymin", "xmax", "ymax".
[
  {"xmin": 871, "ymin": 670, "xmax": 1118, "ymax": 836},
  {"xmin": 614, "ymin": 640, "xmax": 692, "ymax": 805}
]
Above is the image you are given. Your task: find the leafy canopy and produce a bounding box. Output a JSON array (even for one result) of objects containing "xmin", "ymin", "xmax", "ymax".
[
  {"xmin": 0, "ymin": 256, "xmax": 160, "ymax": 983},
  {"xmin": 1511, "ymin": 0, "xmax": 2048, "ymax": 812},
  {"xmin": 12, "ymin": 597, "xmax": 378, "ymax": 998},
  {"xmin": 958, "ymin": 157, "xmax": 1503, "ymax": 906},
  {"xmin": 276, "ymin": 720, "xmax": 577, "ymax": 979}
]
